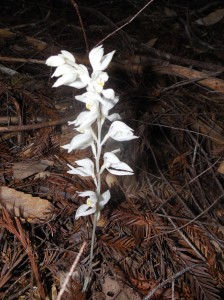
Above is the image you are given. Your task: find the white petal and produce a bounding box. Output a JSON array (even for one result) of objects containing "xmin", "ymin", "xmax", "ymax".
[
  {"xmin": 103, "ymin": 152, "xmax": 133, "ymax": 175},
  {"xmin": 75, "ymin": 91, "xmax": 102, "ymax": 107},
  {"xmin": 74, "ymin": 110, "xmax": 98, "ymax": 131},
  {"xmin": 106, "ymin": 113, "xmax": 121, "ymax": 122},
  {"xmin": 107, "ymin": 169, "xmax": 133, "ymax": 176},
  {"xmin": 61, "ymin": 132, "xmax": 93, "ymax": 152},
  {"xmin": 112, "ymin": 161, "xmax": 133, "ymax": 172},
  {"xmin": 52, "ymin": 64, "xmax": 77, "ymax": 77},
  {"xmin": 52, "ymin": 73, "xmax": 77, "ymax": 87},
  {"xmin": 67, "ymin": 166, "xmax": 87, "ymax": 176},
  {"xmin": 89, "ymin": 45, "xmax": 115, "ymax": 71},
  {"xmin": 76, "ymin": 158, "xmax": 94, "ymax": 169},
  {"xmin": 68, "ymin": 80, "xmax": 88, "ymax": 89},
  {"xmin": 102, "ymin": 88, "xmax": 115, "ymax": 99},
  {"xmin": 75, "ymin": 204, "xmax": 96, "ymax": 219},
  {"xmin": 75, "ymin": 158, "xmax": 94, "ymax": 176},
  {"xmin": 46, "ymin": 55, "xmax": 65, "ymax": 66},
  {"xmin": 99, "ymin": 50, "xmax": 115, "ymax": 71},
  {"xmin": 108, "ymin": 161, "xmax": 133, "ymax": 176},
  {"xmin": 108, "ymin": 121, "xmax": 138, "ymax": 141},
  {"xmin": 89, "ymin": 45, "xmax": 104, "ymax": 71},
  {"xmin": 78, "ymin": 190, "xmax": 96, "ymax": 198},
  {"xmin": 60, "ymin": 50, "xmax": 76, "ymax": 63},
  {"xmin": 104, "ymin": 152, "xmax": 120, "ymax": 164},
  {"xmin": 100, "ymin": 190, "xmax": 111, "ymax": 207},
  {"xmin": 67, "ymin": 159, "xmax": 94, "ymax": 177}
]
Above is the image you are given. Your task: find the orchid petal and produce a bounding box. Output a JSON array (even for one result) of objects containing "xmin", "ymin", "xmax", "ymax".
[
  {"xmin": 73, "ymin": 110, "xmax": 98, "ymax": 131},
  {"xmin": 46, "ymin": 55, "xmax": 65, "ymax": 67},
  {"xmin": 104, "ymin": 152, "xmax": 120, "ymax": 164},
  {"xmin": 52, "ymin": 73, "xmax": 77, "ymax": 87},
  {"xmin": 89, "ymin": 45, "xmax": 115, "ymax": 71},
  {"xmin": 67, "ymin": 158, "xmax": 94, "ymax": 177},
  {"xmin": 108, "ymin": 121, "xmax": 138, "ymax": 141},
  {"xmin": 51, "ymin": 64, "xmax": 77, "ymax": 77},
  {"xmin": 102, "ymin": 88, "xmax": 115, "ymax": 99},
  {"xmin": 75, "ymin": 92, "xmax": 101, "ymax": 111},
  {"xmin": 61, "ymin": 131, "xmax": 93, "ymax": 152},
  {"xmin": 60, "ymin": 50, "xmax": 76, "ymax": 63},
  {"xmin": 100, "ymin": 190, "xmax": 111, "ymax": 207},
  {"xmin": 106, "ymin": 113, "xmax": 121, "ymax": 122},
  {"xmin": 102, "ymin": 152, "xmax": 133, "ymax": 175},
  {"xmin": 75, "ymin": 204, "xmax": 96, "ymax": 219},
  {"xmin": 68, "ymin": 81, "xmax": 88, "ymax": 89},
  {"xmin": 78, "ymin": 190, "xmax": 96, "ymax": 198}
]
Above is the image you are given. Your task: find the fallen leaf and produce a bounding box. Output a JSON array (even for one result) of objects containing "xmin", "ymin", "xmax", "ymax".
[
  {"xmin": 146, "ymin": 37, "xmax": 158, "ymax": 47},
  {"xmin": 0, "ymin": 28, "xmax": 16, "ymax": 38},
  {"xmin": 13, "ymin": 159, "xmax": 54, "ymax": 180},
  {"xmin": 195, "ymin": 8, "xmax": 224, "ymax": 26},
  {"xmin": 0, "ymin": 186, "xmax": 54, "ymax": 223},
  {"xmin": 217, "ymin": 161, "xmax": 224, "ymax": 174},
  {"xmin": 26, "ymin": 36, "xmax": 48, "ymax": 51}
]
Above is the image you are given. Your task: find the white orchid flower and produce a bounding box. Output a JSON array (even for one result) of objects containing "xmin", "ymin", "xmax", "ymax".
[
  {"xmin": 46, "ymin": 51, "xmax": 91, "ymax": 89},
  {"xmin": 68, "ymin": 110, "xmax": 99, "ymax": 132},
  {"xmin": 46, "ymin": 50, "xmax": 76, "ymax": 67},
  {"xmin": 67, "ymin": 158, "xmax": 96, "ymax": 183},
  {"xmin": 89, "ymin": 45, "xmax": 115, "ymax": 72},
  {"xmin": 100, "ymin": 152, "xmax": 133, "ymax": 175},
  {"xmin": 101, "ymin": 121, "xmax": 138, "ymax": 144},
  {"xmin": 75, "ymin": 92, "xmax": 101, "ymax": 111},
  {"xmin": 75, "ymin": 190, "xmax": 110, "ymax": 220},
  {"xmin": 62, "ymin": 130, "xmax": 93, "ymax": 153},
  {"xmin": 51, "ymin": 66, "xmax": 79, "ymax": 88},
  {"xmin": 88, "ymin": 71, "xmax": 109, "ymax": 93},
  {"xmin": 67, "ymin": 64, "xmax": 90, "ymax": 89},
  {"xmin": 100, "ymin": 88, "xmax": 121, "ymax": 122}
]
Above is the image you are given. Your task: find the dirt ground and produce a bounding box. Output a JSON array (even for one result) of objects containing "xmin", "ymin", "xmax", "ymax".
[{"xmin": 0, "ymin": 0, "xmax": 224, "ymax": 299}]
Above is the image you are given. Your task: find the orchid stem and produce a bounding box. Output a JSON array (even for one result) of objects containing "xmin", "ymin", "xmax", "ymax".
[
  {"xmin": 83, "ymin": 116, "xmax": 102, "ymax": 291},
  {"xmin": 83, "ymin": 210, "xmax": 98, "ymax": 291}
]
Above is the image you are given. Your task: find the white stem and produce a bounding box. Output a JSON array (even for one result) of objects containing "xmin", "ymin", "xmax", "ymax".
[{"xmin": 84, "ymin": 114, "xmax": 102, "ymax": 291}]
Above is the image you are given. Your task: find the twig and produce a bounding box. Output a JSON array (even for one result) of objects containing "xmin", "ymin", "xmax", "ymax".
[
  {"xmin": 56, "ymin": 241, "xmax": 86, "ymax": 300},
  {"xmin": 0, "ymin": 115, "xmax": 75, "ymax": 132},
  {"xmin": 71, "ymin": 0, "xmax": 89, "ymax": 53},
  {"xmin": 0, "ymin": 56, "xmax": 45, "ymax": 64},
  {"xmin": 144, "ymin": 263, "xmax": 204, "ymax": 300},
  {"xmin": 97, "ymin": 0, "xmax": 155, "ymax": 46}
]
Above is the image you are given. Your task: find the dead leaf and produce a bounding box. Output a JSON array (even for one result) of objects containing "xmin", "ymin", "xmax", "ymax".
[
  {"xmin": 0, "ymin": 28, "xmax": 16, "ymax": 38},
  {"xmin": 217, "ymin": 161, "xmax": 224, "ymax": 174},
  {"xmin": 26, "ymin": 36, "xmax": 47, "ymax": 51},
  {"xmin": 146, "ymin": 37, "xmax": 158, "ymax": 47},
  {"xmin": 13, "ymin": 159, "xmax": 54, "ymax": 180},
  {"xmin": 0, "ymin": 186, "xmax": 54, "ymax": 223},
  {"xmin": 195, "ymin": 8, "xmax": 224, "ymax": 26}
]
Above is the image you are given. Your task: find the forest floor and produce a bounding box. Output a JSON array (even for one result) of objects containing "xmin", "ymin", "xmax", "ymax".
[{"xmin": 0, "ymin": 0, "xmax": 224, "ymax": 299}]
